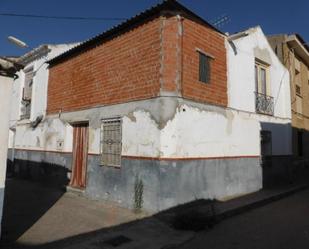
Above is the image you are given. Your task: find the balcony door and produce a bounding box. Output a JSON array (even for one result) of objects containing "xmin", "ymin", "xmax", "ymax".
[
  {"xmin": 255, "ymin": 59, "xmax": 271, "ymax": 95},
  {"xmin": 255, "ymin": 60, "xmax": 273, "ymax": 115}
]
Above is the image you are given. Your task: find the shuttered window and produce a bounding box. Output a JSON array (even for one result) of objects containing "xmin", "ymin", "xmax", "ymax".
[
  {"xmin": 101, "ymin": 118, "xmax": 122, "ymax": 167},
  {"xmin": 199, "ymin": 52, "xmax": 211, "ymax": 83}
]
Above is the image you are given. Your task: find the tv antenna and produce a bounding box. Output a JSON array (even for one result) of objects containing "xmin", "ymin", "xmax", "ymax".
[{"xmin": 211, "ymin": 14, "xmax": 230, "ymax": 28}]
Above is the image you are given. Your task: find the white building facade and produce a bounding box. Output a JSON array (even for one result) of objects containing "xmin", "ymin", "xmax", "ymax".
[
  {"xmin": 0, "ymin": 57, "xmax": 20, "ymax": 237},
  {"xmin": 227, "ymin": 26, "xmax": 292, "ymax": 186},
  {"xmin": 8, "ymin": 44, "xmax": 77, "ymax": 185}
]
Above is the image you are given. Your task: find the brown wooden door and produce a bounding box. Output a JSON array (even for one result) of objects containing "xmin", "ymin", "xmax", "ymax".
[{"xmin": 70, "ymin": 123, "xmax": 89, "ymax": 189}]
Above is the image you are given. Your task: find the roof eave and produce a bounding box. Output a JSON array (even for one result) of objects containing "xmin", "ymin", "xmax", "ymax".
[
  {"xmin": 287, "ymin": 35, "xmax": 309, "ymax": 66},
  {"xmin": 48, "ymin": 0, "xmax": 224, "ymax": 67}
]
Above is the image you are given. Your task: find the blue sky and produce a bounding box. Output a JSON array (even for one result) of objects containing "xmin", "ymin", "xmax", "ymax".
[{"xmin": 1, "ymin": 0, "xmax": 308, "ymax": 56}]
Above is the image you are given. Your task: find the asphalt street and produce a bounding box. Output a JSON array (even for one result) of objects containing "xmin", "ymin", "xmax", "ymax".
[{"xmin": 177, "ymin": 188, "xmax": 309, "ymax": 249}]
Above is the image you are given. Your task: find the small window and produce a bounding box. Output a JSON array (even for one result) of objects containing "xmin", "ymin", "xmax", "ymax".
[
  {"xmin": 199, "ymin": 52, "xmax": 211, "ymax": 83},
  {"xmin": 21, "ymin": 67, "xmax": 34, "ymax": 120},
  {"xmin": 101, "ymin": 118, "xmax": 122, "ymax": 167}
]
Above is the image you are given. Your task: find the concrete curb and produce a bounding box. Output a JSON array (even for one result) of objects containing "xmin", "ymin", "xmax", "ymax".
[
  {"xmin": 215, "ymin": 184, "xmax": 309, "ymax": 221},
  {"xmin": 166, "ymin": 184, "xmax": 309, "ymax": 249}
]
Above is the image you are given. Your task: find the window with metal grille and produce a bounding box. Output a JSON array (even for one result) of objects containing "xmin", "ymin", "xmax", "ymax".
[
  {"xmin": 101, "ymin": 118, "xmax": 122, "ymax": 167},
  {"xmin": 199, "ymin": 52, "xmax": 211, "ymax": 83}
]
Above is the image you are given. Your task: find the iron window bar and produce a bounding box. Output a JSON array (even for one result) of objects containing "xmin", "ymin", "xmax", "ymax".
[{"xmin": 255, "ymin": 92, "xmax": 274, "ymax": 116}]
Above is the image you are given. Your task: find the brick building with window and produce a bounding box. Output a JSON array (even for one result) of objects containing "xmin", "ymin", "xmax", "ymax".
[{"xmin": 9, "ymin": 1, "xmax": 292, "ymax": 212}]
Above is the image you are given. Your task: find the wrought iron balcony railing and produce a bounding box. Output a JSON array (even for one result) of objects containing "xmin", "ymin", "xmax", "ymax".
[{"xmin": 255, "ymin": 92, "xmax": 274, "ymax": 116}]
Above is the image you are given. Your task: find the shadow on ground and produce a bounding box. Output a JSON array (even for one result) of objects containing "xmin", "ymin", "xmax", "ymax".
[
  {"xmin": 0, "ymin": 178, "xmax": 65, "ymax": 247},
  {"xmin": 2, "ymin": 164, "xmax": 308, "ymax": 249},
  {"xmin": 0, "ymin": 178, "xmax": 216, "ymax": 249},
  {"xmin": 2, "ymin": 201, "xmax": 214, "ymax": 249}
]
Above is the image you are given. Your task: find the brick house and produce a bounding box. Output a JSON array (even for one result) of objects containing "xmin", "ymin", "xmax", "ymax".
[{"xmin": 13, "ymin": 0, "xmax": 265, "ymax": 212}]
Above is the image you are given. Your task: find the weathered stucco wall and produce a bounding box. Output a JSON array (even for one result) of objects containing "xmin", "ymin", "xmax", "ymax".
[
  {"xmin": 12, "ymin": 96, "xmax": 292, "ymax": 159},
  {"xmin": 8, "ymin": 44, "xmax": 77, "ymax": 153},
  {"xmin": 0, "ymin": 76, "xmax": 13, "ymax": 187},
  {"xmin": 0, "ymin": 75, "xmax": 14, "ymax": 236},
  {"xmin": 227, "ymin": 26, "xmax": 291, "ymax": 119},
  {"xmin": 12, "ymin": 97, "xmax": 262, "ymax": 158},
  {"xmin": 227, "ymin": 26, "xmax": 292, "ymax": 156},
  {"xmin": 9, "ymin": 44, "xmax": 76, "ymax": 125},
  {"xmin": 10, "ymin": 97, "xmax": 264, "ymax": 211},
  {"xmin": 13, "ymin": 118, "xmax": 73, "ymax": 152}
]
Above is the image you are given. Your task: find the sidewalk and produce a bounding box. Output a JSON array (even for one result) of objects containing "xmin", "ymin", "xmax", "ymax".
[
  {"xmin": 1, "ymin": 177, "xmax": 308, "ymax": 249},
  {"xmin": 0, "ymin": 179, "xmax": 194, "ymax": 249}
]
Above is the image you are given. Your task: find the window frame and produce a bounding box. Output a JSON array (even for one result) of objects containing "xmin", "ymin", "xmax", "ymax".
[
  {"xmin": 255, "ymin": 60, "xmax": 270, "ymax": 96},
  {"xmin": 197, "ymin": 49, "xmax": 213, "ymax": 84},
  {"xmin": 100, "ymin": 117, "xmax": 122, "ymax": 168}
]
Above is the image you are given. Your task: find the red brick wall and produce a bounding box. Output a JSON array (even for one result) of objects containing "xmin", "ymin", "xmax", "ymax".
[
  {"xmin": 47, "ymin": 14, "xmax": 227, "ymax": 114},
  {"xmin": 161, "ymin": 16, "xmax": 181, "ymax": 93},
  {"xmin": 47, "ymin": 18, "xmax": 161, "ymax": 114},
  {"xmin": 181, "ymin": 18, "xmax": 227, "ymax": 106}
]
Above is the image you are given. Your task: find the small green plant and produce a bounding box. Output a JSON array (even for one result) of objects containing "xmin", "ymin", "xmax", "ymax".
[{"xmin": 133, "ymin": 176, "xmax": 144, "ymax": 212}]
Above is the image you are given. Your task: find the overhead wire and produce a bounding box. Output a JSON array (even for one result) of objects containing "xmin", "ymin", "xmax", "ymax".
[{"xmin": 0, "ymin": 13, "xmax": 126, "ymax": 21}]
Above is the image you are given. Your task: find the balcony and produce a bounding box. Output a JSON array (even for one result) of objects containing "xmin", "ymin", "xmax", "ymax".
[{"xmin": 255, "ymin": 92, "xmax": 274, "ymax": 116}]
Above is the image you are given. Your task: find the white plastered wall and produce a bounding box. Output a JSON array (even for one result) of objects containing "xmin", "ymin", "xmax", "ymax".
[
  {"xmin": 227, "ymin": 26, "xmax": 292, "ymax": 156},
  {"xmin": 85, "ymin": 104, "xmax": 261, "ymax": 158},
  {"xmin": 8, "ymin": 44, "xmax": 77, "ymax": 151},
  {"xmin": 0, "ymin": 76, "xmax": 13, "ymax": 188}
]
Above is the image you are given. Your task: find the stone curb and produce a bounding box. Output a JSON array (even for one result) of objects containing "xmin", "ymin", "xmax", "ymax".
[{"xmin": 215, "ymin": 184, "xmax": 309, "ymax": 221}]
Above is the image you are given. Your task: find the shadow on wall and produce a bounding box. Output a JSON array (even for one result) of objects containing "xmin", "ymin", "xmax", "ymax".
[
  {"xmin": 0, "ymin": 166, "xmax": 66, "ymax": 246},
  {"xmin": 9, "ymin": 159, "xmax": 70, "ymax": 188},
  {"xmin": 259, "ymin": 122, "xmax": 309, "ymax": 188},
  {"xmin": 292, "ymin": 127, "xmax": 309, "ymax": 158}
]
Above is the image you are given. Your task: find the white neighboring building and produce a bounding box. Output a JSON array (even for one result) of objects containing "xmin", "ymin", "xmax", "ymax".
[
  {"xmin": 0, "ymin": 57, "xmax": 21, "ymax": 237},
  {"xmin": 227, "ymin": 26, "xmax": 292, "ymax": 186},
  {"xmin": 8, "ymin": 44, "xmax": 77, "ymax": 183}
]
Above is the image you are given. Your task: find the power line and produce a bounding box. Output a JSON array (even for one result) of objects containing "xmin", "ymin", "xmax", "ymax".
[{"xmin": 0, "ymin": 13, "xmax": 127, "ymax": 21}]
